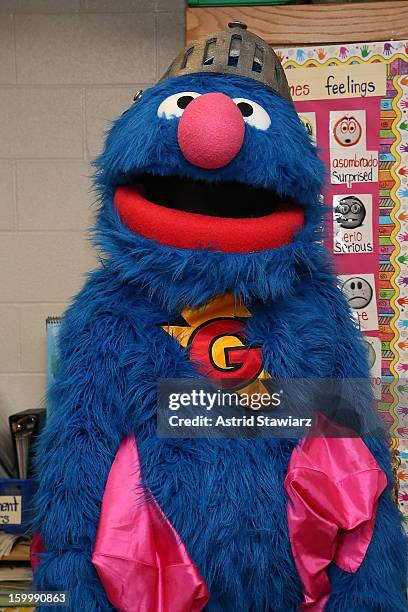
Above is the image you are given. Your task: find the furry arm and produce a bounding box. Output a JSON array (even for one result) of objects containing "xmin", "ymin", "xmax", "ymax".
[
  {"xmin": 313, "ymin": 281, "xmax": 407, "ymax": 611},
  {"xmin": 32, "ymin": 272, "xmax": 137, "ymax": 611}
]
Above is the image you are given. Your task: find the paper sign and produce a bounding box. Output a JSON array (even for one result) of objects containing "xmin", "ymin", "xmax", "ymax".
[
  {"xmin": 0, "ymin": 495, "xmax": 22, "ymax": 525},
  {"xmin": 330, "ymin": 110, "xmax": 378, "ymax": 187},
  {"xmin": 333, "ymin": 194, "xmax": 373, "ymax": 255},
  {"xmin": 363, "ymin": 335, "xmax": 381, "ymax": 398},
  {"xmin": 298, "ymin": 111, "xmax": 317, "ymax": 143},
  {"xmin": 339, "ymin": 273, "xmax": 378, "ymax": 331},
  {"xmin": 286, "ymin": 63, "xmax": 386, "ymax": 102}
]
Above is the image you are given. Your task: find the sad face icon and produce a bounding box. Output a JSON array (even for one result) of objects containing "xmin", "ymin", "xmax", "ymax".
[{"xmin": 342, "ymin": 277, "xmax": 373, "ymax": 310}]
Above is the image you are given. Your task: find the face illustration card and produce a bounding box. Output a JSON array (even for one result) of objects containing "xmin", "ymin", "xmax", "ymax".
[
  {"xmin": 333, "ymin": 193, "xmax": 373, "ymax": 255},
  {"xmin": 363, "ymin": 335, "xmax": 381, "ymax": 398},
  {"xmin": 329, "ymin": 110, "xmax": 378, "ymax": 187},
  {"xmin": 339, "ymin": 272, "xmax": 378, "ymax": 331},
  {"xmin": 298, "ymin": 112, "xmax": 317, "ymax": 144}
]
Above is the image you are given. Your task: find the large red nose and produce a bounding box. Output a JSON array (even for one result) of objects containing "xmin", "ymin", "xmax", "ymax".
[{"xmin": 177, "ymin": 92, "xmax": 245, "ymax": 169}]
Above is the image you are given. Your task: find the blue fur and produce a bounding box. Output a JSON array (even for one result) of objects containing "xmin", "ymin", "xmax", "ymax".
[{"xmin": 33, "ymin": 73, "xmax": 407, "ymax": 611}]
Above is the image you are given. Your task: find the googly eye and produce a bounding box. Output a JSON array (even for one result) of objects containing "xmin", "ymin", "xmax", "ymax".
[
  {"xmin": 351, "ymin": 203, "xmax": 360, "ymax": 214},
  {"xmin": 232, "ymin": 98, "xmax": 271, "ymax": 131},
  {"xmin": 340, "ymin": 204, "xmax": 350, "ymax": 214},
  {"xmin": 157, "ymin": 92, "xmax": 201, "ymax": 119}
]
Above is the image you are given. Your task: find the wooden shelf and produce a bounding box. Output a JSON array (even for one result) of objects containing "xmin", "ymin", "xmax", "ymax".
[{"xmin": 186, "ymin": 2, "xmax": 408, "ymax": 46}]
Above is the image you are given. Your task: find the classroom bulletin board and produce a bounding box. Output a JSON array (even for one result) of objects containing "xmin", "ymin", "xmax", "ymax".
[{"xmin": 276, "ymin": 40, "xmax": 408, "ymax": 524}]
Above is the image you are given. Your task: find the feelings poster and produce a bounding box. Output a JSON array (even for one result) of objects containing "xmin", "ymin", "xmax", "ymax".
[
  {"xmin": 279, "ymin": 41, "xmax": 408, "ymax": 523},
  {"xmin": 286, "ymin": 61, "xmax": 385, "ymax": 381}
]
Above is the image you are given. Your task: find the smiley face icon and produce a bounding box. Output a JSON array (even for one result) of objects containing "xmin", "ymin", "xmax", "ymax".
[
  {"xmin": 333, "ymin": 115, "xmax": 362, "ymax": 147},
  {"xmin": 342, "ymin": 277, "xmax": 373, "ymax": 310},
  {"xmin": 335, "ymin": 196, "xmax": 366, "ymax": 229}
]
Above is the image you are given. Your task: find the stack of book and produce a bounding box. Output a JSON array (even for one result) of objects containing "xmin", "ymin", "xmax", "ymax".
[
  {"xmin": 0, "ymin": 317, "xmax": 62, "ymax": 610},
  {"xmin": 0, "ymin": 537, "xmax": 33, "ymax": 611}
]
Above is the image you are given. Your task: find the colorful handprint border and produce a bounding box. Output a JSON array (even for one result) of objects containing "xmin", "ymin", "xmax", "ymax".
[
  {"xmin": 390, "ymin": 76, "xmax": 408, "ymax": 525},
  {"xmin": 278, "ymin": 40, "xmax": 408, "ymax": 71}
]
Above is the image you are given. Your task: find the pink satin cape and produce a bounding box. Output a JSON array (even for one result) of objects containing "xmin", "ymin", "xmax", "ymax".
[
  {"xmin": 284, "ymin": 415, "xmax": 387, "ymax": 611},
  {"xmin": 91, "ymin": 434, "xmax": 209, "ymax": 612},
  {"xmin": 30, "ymin": 531, "xmax": 45, "ymax": 572}
]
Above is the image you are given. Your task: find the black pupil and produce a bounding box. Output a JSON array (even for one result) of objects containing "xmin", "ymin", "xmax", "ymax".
[
  {"xmin": 177, "ymin": 95, "xmax": 194, "ymax": 109},
  {"xmin": 237, "ymin": 102, "xmax": 253, "ymax": 117}
]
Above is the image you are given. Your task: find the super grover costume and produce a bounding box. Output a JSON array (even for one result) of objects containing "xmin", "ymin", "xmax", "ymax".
[{"xmin": 32, "ymin": 23, "xmax": 407, "ymax": 611}]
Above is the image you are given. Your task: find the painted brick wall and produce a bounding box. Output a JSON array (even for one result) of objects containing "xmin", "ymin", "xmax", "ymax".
[{"xmin": 0, "ymin": 0, "xmax": 185, "ymax": 432}]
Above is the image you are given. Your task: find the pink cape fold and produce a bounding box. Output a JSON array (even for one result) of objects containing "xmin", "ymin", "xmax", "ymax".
[
  {"xmin": 91, "ymin": 434, "xmax": 209, "ymax": 612},
  {"xmin": 284, "ymin": 415, "xmax": 387, "ymax": 612},
  {"xmin": 30, "ymin": 531, "xmax": 45, "ymax": 572}
]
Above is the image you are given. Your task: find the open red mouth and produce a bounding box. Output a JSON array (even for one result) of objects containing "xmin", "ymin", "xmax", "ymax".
[{"xmin": 114, "ymin": 175, "xmax": 304, "ymax": 254}]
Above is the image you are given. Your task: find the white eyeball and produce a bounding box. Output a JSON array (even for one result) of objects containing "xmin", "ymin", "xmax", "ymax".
[
  {"xmin": 157, "ymin": 92, "xmax": 201, "ymax": 119},
  {"xmin": 232, "ymin": 98, "xmax": 271, "ymax": 131}
]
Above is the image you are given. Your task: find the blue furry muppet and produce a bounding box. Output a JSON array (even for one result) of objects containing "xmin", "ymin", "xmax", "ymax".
[{"xmin": 32, "ymin": 23, "xmax": 407, "ymax": 612}]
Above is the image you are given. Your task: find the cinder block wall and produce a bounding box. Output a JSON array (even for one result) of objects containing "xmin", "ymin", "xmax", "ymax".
[{"xmin": 0, "ymin": 0, "xmax": 185, "ymax": 430}]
